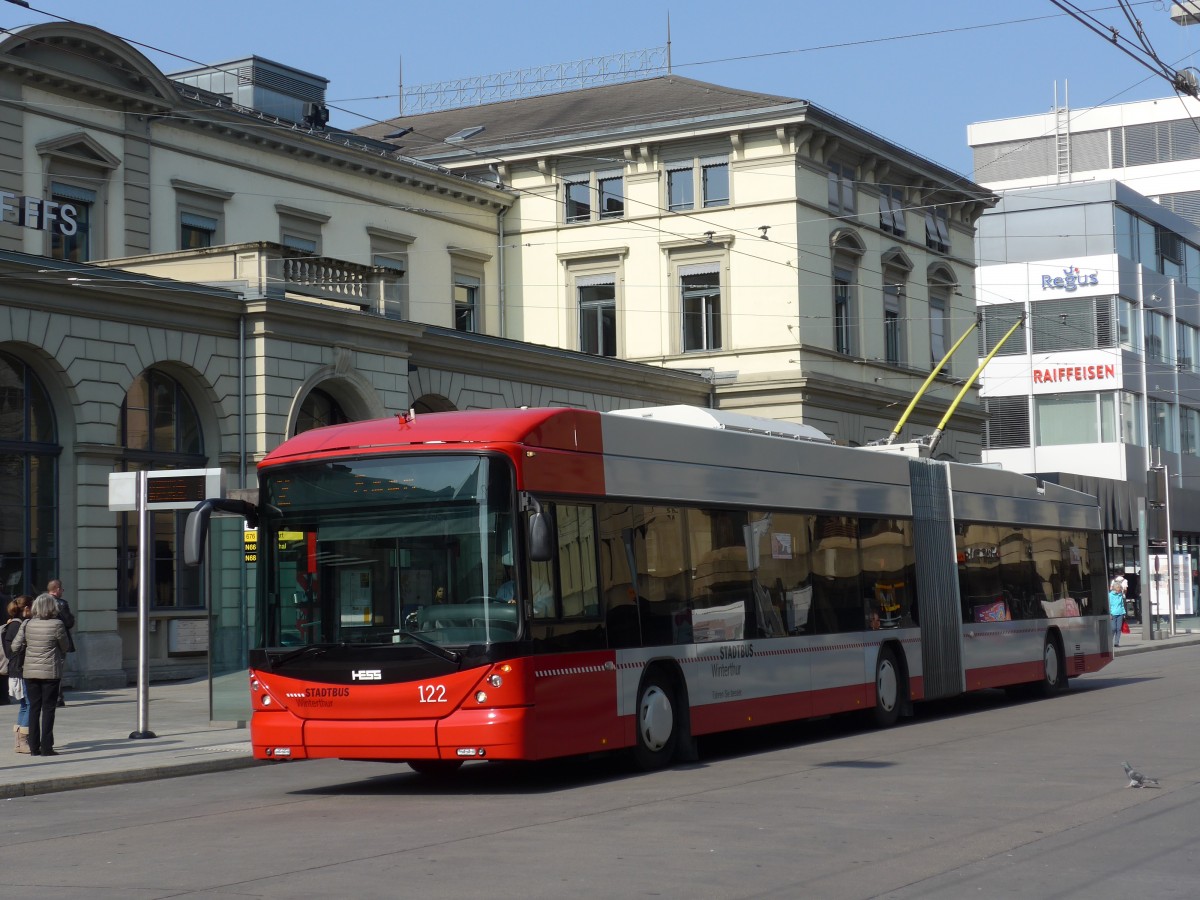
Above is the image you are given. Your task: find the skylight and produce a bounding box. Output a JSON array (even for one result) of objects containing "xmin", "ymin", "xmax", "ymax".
[{"xmin": 446, "ymin": 125, "xmax": 485, "ymax": 142}]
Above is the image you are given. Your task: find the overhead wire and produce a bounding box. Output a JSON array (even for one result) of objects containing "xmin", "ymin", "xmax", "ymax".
[{"xmin": 5, "ymin": 0, "xmax": 1195, "ymax": 360}]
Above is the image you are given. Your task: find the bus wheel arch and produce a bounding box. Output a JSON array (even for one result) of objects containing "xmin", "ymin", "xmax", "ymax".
[
  {"xmin": 632, "ymin": 661, "xmax": 689, "ymax": 770},
  {"xmin": 872, "ymin": 642, "xmax": 908, "ymax": 728},
  {"xmin": 1040, "ymin": 629, "xmax": 1068, "ymax": 696}
]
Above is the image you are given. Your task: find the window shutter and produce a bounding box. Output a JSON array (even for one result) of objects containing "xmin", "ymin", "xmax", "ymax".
[
  {"xmin": 1123, "ymin": 123, "xmax": 1157, "ymax": 166},
  {"xmin": 984, "ymin": 396, "xmax": 1031, "ymax": 450},
  {"xmin": 181, "ymin": 212, "xmax": 217, "ymax": 231},
  {"xmin": 51, "ymin": 182, "xmax": 97, "ymax": 203},
  {"xmin": 1032, "ymin": 297, "xmax": 1096, "ymax": 352},
  {"xmin": 980, "ymin": 303, "xmax": 1025, "ymax": 356},
  {"xmin": 1110, "ymin": 128, "xmax": 1124, "ymax": 168},
  {"xmin": 1095, "ymin": 296, "xmax": 1115, "ymax": 347}
]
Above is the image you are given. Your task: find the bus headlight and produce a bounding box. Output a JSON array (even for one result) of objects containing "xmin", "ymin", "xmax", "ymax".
[
  {"xmin": 488, "ymin": 674, "xmax": 503, "ymax": 687},
  {"xmin": 475, "ymin": 691, "xmax": 488, "ymax": 704}
]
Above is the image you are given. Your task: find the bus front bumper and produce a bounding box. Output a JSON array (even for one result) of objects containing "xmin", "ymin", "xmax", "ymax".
[{"xmin": 251, "ymin": 706, "xmax": 533, "ymax": 762}]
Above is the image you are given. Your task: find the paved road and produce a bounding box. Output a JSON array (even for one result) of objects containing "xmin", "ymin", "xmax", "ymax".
[{"xmin": 4, "ymin": 648, "xmax": 1198, "ymax": 899}]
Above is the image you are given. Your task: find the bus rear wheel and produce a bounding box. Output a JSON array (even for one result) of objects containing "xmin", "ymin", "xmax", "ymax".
[
  {"xmin": 1039, "ymin": 634, "xmax": 1067, "ymax": 696},
  {"xmin": 872, "ymin": 646, "xmax": 903, "ymax": 728},
  {"xmin": 408, "ymin": 759, "xmax": 464, "ymax": 777},
  {"xmin": 632, "ymin": 672, "xmax": 679, "ymax": 770}
]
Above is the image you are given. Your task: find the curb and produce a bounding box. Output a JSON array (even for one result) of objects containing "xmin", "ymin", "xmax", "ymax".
[
  {"xmin": 0, "ymin": 754, "xmax": 263, "ymax": 800},
  {"xmin": 1114, "ymin": 635, "xmax": 1200, "ymax": 658}
]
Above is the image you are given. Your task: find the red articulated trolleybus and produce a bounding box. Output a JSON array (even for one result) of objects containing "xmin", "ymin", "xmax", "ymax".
[{"xmin": 185, "ymin": 405, "xmax": 1114, "ymax": 775}]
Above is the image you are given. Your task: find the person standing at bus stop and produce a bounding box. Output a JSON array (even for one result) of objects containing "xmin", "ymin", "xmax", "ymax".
[
  {"xmin": 1109, "ymin": 581, "xmax": 1127, "ymax": 647},
  {"xmin": 11, "ymin": 593, "xmax": 68, "ymax": 756},
  {"xmin": 3, "ymin": 596, "xmax": 32, "ymax": 753},
  {"xmin": 47, "ymin": 579, "xmax": 74, "ymax": 707}
]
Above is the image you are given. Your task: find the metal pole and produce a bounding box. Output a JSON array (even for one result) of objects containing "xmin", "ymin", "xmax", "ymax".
[
  {"xmin": 1138, "ymin": 499, "xmax": 1152, "ymax": 642},
  {"xmin": 1166, "ymin": 469, "xmax": 1176, "ymax": 636},
  {"xmin": 130, "ymin": 470, "xmax": 156, "ymax": 739}
]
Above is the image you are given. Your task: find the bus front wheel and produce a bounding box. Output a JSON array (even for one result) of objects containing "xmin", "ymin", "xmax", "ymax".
[
  {"xmin": 1039, "ymin": 634, "xmax": 1067, "ymax": 696},
  {"xmin": 633, "ymin": 671, "xmax": 679, "ymax": 770},
  {"xmin": 872, "ymin": 646, "xmax": 903, "ymax": 728}
]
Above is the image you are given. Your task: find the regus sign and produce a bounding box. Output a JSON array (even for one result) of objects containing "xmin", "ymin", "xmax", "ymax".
[{"xmin": 1040, "ymin": 265, "xmax": 1099, "ymax": 292}]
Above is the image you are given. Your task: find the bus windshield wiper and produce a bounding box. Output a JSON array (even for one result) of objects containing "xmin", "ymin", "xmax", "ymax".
[
  {"xmin": 269, "ymin": 643, "xmax": 332, "ymax": 669},
  {"xmin": 397, "ymin": 630, "xmax": 461, "ymax": 665}
]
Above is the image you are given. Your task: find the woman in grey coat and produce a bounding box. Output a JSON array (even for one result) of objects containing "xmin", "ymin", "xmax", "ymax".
[{"xmin": 11, "ymin": 593, "xmax": 69, "ymax": 757}]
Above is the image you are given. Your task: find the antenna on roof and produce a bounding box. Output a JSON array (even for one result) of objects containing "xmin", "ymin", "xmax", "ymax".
[
  {"xmin": 400, "ymin": 46, "xmax": 669, "ymax": 113},
  {"xmin": 667, "ymin": 12, "xmax": 672, "ymax": 74}
]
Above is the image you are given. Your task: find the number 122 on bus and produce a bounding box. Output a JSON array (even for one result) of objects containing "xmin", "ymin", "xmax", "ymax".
[{"xmin": 184, "ymin": 405, "xmax": 1112, "ymax": 775}]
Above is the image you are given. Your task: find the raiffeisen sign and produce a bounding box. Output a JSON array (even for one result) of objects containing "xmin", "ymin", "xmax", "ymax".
[
  {"xmin": 1040, "ymin": 264, "xmax": 1099, "ymax": 292},
  {"xmin": 0, "ymin": 191, "xmax": 79, "ymax": 235},
  {"xmin": 1033, "ymin": 361, "xmax": 1114, "ymax": 385},
  {"xmin": 1029, "ymin": 351, "xmax": 1121, "ymax": 395}
]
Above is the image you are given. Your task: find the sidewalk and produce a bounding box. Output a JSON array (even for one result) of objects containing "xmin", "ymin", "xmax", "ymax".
[
  {"xmin": 0, "ymin": 678, "xmax": 257, "ymax": 799},
  {"xmin": 1114, "ymin": 616, "xmax": 1200, "ymax": 655},
  {"xmin": 2, "ymin": 624, "xmax": 1199, "ymax": 799}
]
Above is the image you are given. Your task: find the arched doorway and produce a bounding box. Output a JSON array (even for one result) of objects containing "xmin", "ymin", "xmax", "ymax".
[
  {"xmin": 411, "ymin": 394, "xmax": 456, "ymax": 414},
  {"xmin": 117, "ymin": 368, "xmax": 206, "ymax": 610},
  {"xmin": 0, "ymin": 351, "xmax": 59, "ymax": 599},
  {"xmin": 294, "ymin": 387, "xmax": 350, "ymax": 435}
]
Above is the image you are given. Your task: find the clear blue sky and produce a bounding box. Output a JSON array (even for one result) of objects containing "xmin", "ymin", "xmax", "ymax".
[{"xmin": 7, "ymin": 1, "xmax": 1200, "ymax": 177}]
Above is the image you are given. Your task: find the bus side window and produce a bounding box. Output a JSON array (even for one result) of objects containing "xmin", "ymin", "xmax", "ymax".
[
  {"xmin": 958, "ymin": 523, "xmax": 1001, "ymax": 624},
  {"xmin": 530, "ymin": 559, "xmax": 555, "ymax": 618},
  {"xmin": 859, "ymin": 518, "xmax": 915, "ymax": 629},
  {"xmin": 528, "ymin": 503, "xmax": 599, "ymax": 620},
  {"xmin": 687, "ymin": 507, "xmax": 753, "ymax": 641},
  {"xmin": 811, "ymin": 515, "xmax": 860, "ymax": 633},
  {"xmin": 751, "ymin": 511, "xmax": 812, "ymax": 635}
]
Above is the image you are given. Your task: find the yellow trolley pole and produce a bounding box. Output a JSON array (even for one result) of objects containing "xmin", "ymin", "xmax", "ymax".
[
  {"xmin": 924, "ymin": 312, "xmax": 1026, "ymax": 458},
  {"xmin": 883, "ymin": 316, "xmax": 980, "ymax": 445}
]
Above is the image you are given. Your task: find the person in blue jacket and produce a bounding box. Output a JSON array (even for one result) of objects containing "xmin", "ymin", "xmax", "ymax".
[{"xmin": 1109, "ymin": 584, "xmax": 1127, "ymax": 647}]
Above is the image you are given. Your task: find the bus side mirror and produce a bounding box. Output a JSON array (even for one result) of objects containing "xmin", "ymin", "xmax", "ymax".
[
  {"xmin": 529, "ymin": 507, "xmax": 555, "ymax": 562},
  {"xmin": 183, "ymin": 503, "xmax": 212, "ymax": 568},
  {"xmin": 183, "ymin": 498, "xmax": 260, "ymax": 567}
]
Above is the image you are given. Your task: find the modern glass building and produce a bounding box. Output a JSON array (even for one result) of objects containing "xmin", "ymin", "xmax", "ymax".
[{"xmin": 975, "ymin": 180, "xmax": 1200, "ymax": 609}]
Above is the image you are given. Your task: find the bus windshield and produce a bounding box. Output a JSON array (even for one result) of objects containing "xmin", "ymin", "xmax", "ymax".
[{"xmin": 259, "ymin": 453, "xmax": 519, "ymax": 650}]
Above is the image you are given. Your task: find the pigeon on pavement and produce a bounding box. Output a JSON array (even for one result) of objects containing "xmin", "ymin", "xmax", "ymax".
[{"xmin": 1122, "ymin": 761, "xmax": 1160, "ymax": 788}]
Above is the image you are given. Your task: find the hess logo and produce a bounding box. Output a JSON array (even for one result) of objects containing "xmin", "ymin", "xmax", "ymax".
[{"xmin": 351, "ymin": 669, "xmax": 382, "ymax": 681}]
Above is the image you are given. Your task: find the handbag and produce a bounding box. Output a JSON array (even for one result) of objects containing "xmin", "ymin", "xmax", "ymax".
[
  {"xmin": 1121, "ymin": 619, "xmax": 1131, "ymax": 634},
  {"xmin": 0, "ymin": 619, "xmax": 13, "ymax": 675},
  {"xmin": 4, "ymin": 620, "xmax": 28, "ymax": 675}
]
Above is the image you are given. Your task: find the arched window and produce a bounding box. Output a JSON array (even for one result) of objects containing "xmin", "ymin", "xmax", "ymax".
[
  {"xmin": 0, "ymin": 352, "xmax": 59, "ymax": 598},
  {"xmin": 882, "ymin": 249, "xmax": 913, "ymax": 368},
  {"xmin": 831, "ymin": 230, "xmax": 865, "ymax": 356},
  {"xmin": 295, "ymin": 388, "xmax": 349, "ymax": 435},
  {"xmin": 117, "ymin": 369, "xmax": 205, "ymax": 610},
  {"xmin": 928, "ymin": 265, "xmax": 958, "ymax": 367}
]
